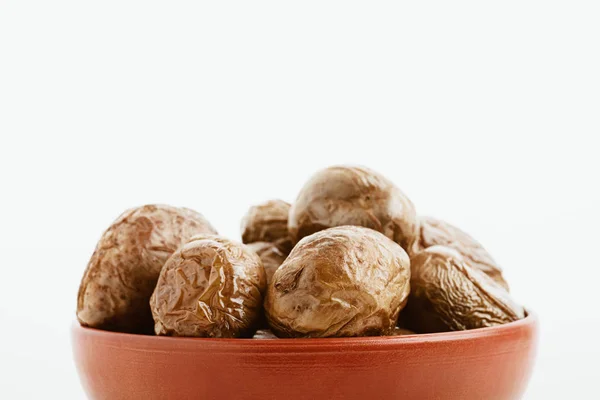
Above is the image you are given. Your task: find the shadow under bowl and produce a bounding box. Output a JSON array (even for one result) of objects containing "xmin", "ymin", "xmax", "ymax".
[{"xmin": 72, "ymin": 312, "xmax": 538, "ymax": 400}]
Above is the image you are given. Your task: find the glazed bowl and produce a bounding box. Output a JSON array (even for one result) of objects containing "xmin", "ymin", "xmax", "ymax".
[{"xmin": 72, "ymin": 312, "xmax": 538, "ymax": 400}]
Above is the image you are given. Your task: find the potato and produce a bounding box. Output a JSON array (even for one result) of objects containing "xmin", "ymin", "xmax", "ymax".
[
  {"xmin": 418, "ymin": 216, "xmax": 509, "ymax": 290},
  {"xmin": 265, "ymin": 226, "xmax": 411, "ymax": 338},
  {"xmin": 404, "ymin": 246, "xmax": 524, "ymax": 333},
  {"xmin": 241, "ymin": 199, "xmax": 293, "ymax": 253},
  {"xmin": 150, "ymin": 234, "xmax": 266, "ymax": 337},
  {"xmin": 288, "ymin": 165, "xmax": 419, "ymax": 254},
  {"xmin": 246, "ymin": 241, "xmax": 287, "ymax": 285},
  {"xmin": 77, "ymin": 205, "xmax": 217, "ymax": 334}
]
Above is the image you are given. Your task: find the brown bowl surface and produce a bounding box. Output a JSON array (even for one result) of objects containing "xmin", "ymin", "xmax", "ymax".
[{"xmin": 72, "ymin": 312, "xmax": 538, "ymax": 400}]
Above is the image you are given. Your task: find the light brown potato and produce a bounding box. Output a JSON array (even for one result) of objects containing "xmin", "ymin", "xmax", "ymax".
[
  {"xmin": 246, "ymin": 241, "xmax": 287, "ymax": 285},
  {"xmin": 404, "ymin": 246, "xmax": 524, "ymax": 334},
  {"xmin": 265, "ymin": 226, "xmax": 411, "ymax": 338},
  {"xmin": 241, "ymin": 199, "xmax": 293, "ymax": 253},
  {"xmin": 77, "ymin": 205, "xmax": 217, "ymax": 334},
  {"xmin": 288, "ymin": 165, "xmax": 419, "ymax": 254},
  {"xmin": 418, "ymin": 216, "xmax": 509, "ymax": 290},
  {"xmin": 150, "ymin": 235, "xmax": 266, "ymax": 337}
]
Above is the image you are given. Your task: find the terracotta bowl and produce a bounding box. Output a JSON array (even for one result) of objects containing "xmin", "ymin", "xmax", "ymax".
[{"xmin": 72, "ymin": 312, "xmax": 538, "ymax": 400}]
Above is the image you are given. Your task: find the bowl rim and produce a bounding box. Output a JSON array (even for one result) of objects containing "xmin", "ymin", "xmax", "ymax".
[{"xmin": 72, "ymin": 310, "xmax": 537, "ymax": 352}]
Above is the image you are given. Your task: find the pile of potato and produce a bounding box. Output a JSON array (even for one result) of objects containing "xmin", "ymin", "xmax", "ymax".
[{"xmin": 77, "ymin": 165, "xmax": 524, "ymax": 338}]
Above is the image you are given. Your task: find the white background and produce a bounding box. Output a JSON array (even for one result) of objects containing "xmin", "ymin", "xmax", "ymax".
[{"xmin": 1, "ymin": 1, "xmax": 599, "ymax": 399}]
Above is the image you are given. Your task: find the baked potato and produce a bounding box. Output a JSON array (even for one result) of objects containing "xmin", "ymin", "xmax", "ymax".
[
  {"xmin": 241, "ymin": 199, "xmax": 293, "ymax": 253},
  {"xmin": 77, "ymin": 204, "xmax": 217, "ymax": 334},
  {"xmin": 246, "ymin": 241, "xmax": 287, "ymax": 285},
  {"xmin": 150, "ymin": 234, "xmax": 266, "ymax": 337},
  {"xmin": 404, "ymin": 246, "xmax": 524, "ymax": 333},
  {"xmin": 417, "ymin": 216, "xmax": 509, "ymax": 290},
  {"xmin": 265, "ymin": 226, "xmax": 411, "ymax": 338},
  {"xmin": 288, "ymin": 165, "xmax": 419, "ymax": 254}
]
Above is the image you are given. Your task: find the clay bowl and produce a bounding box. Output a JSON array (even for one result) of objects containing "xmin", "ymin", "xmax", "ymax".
[{"xmin": 72, "ymin": 312, "xmax": 538, "ymax": 400}]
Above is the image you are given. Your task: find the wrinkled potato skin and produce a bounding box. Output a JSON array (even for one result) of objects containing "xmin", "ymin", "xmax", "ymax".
[
  {"xmin": 246, "ymin": 242, "xmax": 287, "ymax": 285},
  {"xmin": 404, "ymin": 246, "xmax": 524, "ymax": 333},
  {"xmin": 77, "ymin": 205, "xmax": 217, "ymax": 334},
  {"xmin": 288, "ymin": 165, "xmax": 419, "ymax": 254},
  {"xmin": 150, "ymin": 235, "xmax": 266, "ymax": 338},
  {"xmin": 418, "ymin": 217, "xmax": 509, "ymax": 290},
  {"xmin": 265, "ymin": 226, "xmax": 411, "ymax": 338},
  {"xmin": 241, "ymin": 199, "xmax": 293, "ymax": 253}
]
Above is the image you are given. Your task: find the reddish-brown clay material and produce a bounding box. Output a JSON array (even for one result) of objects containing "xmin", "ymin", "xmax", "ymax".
[{"xmin": 72, "ymin": 313, "xmax": 538, "ymax": 400}]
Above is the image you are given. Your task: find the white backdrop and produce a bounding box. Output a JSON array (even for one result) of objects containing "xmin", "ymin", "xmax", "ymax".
[{"xmin": 1, "ymin": 1, "xmax": 599, "ymax": 399}]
